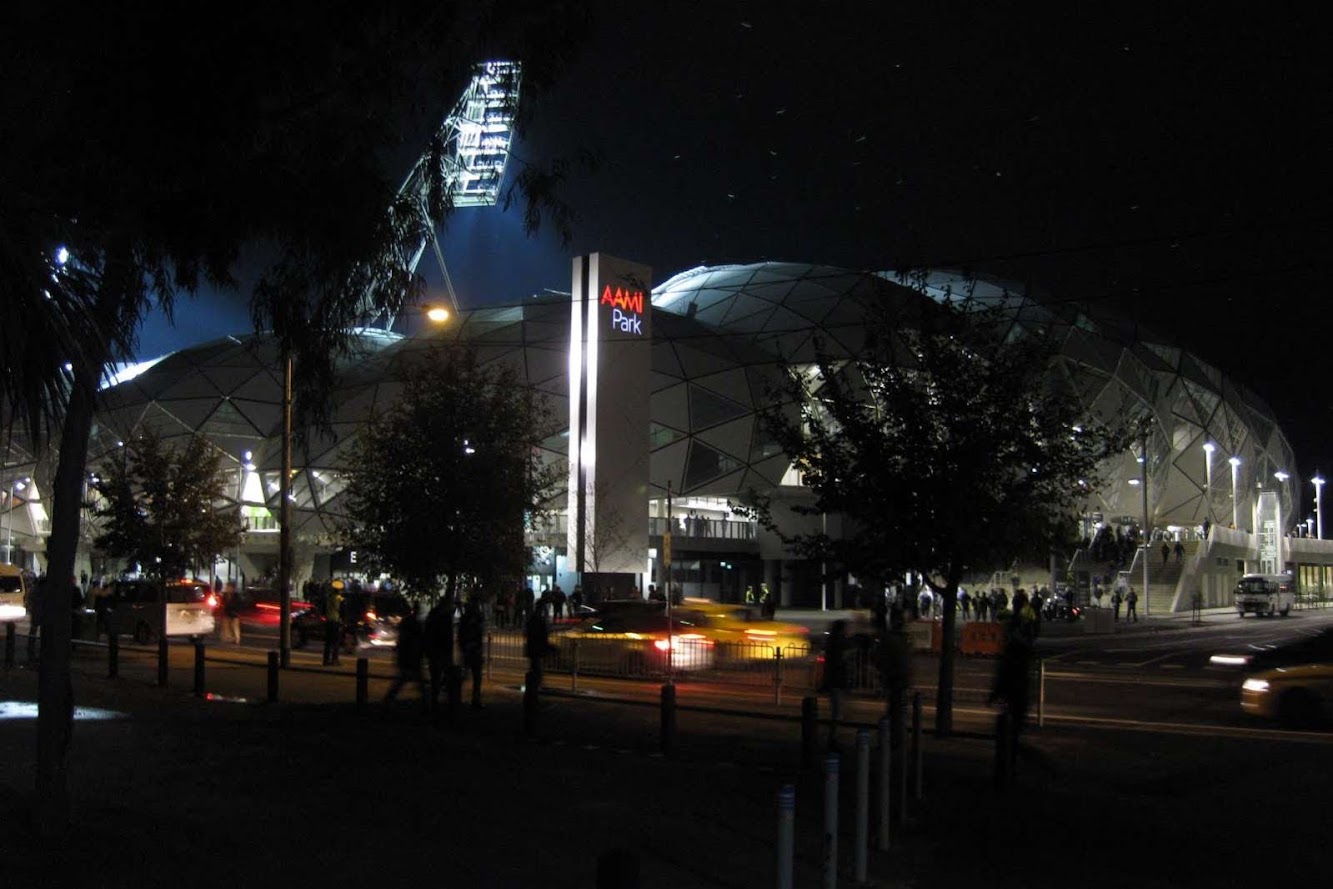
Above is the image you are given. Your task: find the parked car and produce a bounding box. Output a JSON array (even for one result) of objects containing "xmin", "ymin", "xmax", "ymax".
[
  {"xmin": 111, "ymin": 578, "xmax": 217, "ymax": 643},
  {"xmin": 290, "ymin": 591, "xmax": 412, "ymax": 652}
]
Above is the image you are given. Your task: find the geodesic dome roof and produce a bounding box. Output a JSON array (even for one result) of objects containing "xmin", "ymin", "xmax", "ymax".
[{"xmin": 88, "ymin": 261, "xmax": 1298, "ymax": 543}]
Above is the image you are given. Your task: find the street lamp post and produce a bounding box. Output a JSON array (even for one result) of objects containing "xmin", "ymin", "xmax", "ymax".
[
  {"xmin": 1314, "ymin": 475, "xmax": 1325, "ymax": 540},
  {"xmin": 1139, "ymin": 428, "xmax": 1150, "ymax": 616},
  {"xmin": 1229, "ymin": 457, "xmax": 1242, "ymax": 530}
]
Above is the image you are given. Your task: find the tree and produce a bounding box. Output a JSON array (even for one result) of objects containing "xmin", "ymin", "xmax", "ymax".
[
  {"xmin": 1, "ymin": 5, "xmax": 590, "ymax": 834},
  {"xmin": 90, "ymin": 431, "xmax": 241, "ymax": 581},
  {"xmin": 753, "ymin": 293, "xmax": 1126, "ymax": 734},
  {"xmin": 341, "ymin": 343, "xmax": 561, "ymax": 605}
]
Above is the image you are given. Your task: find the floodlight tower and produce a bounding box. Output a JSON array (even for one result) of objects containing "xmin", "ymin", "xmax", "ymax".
[{"xmin": 375, "ymin": 60, "xmax": 523, "ymax": 323}]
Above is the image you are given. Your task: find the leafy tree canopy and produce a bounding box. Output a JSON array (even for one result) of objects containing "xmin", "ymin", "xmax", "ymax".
[
  {"xmin": 91, "ymin": 430, "xmax": 241, "ymax": 581},
  {"xmin": 341, "ymin": 343, "xmax": 561, "ymax": 602},
  {"xmin": 750, "ymin": 291, "xmax": 1129, "ymax": 732}
]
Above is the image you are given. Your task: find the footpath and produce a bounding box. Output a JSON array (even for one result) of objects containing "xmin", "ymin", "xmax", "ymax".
[{"xmin": 0, "ymin": 622, "xmax": 1326, "ymax": 889}]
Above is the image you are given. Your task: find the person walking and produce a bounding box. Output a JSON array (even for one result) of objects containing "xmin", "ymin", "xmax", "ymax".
[
  {"xmin": 424, "ymin": 598, "xmax": 455, "ymax": 711},
  {"xmin": 989, "ymin": 590, "xmax": 1038, "ymax": 756},
  {"xmin": 459, "ymin": 599, "xmax": 486, "ymax": 709},
  {"xmin": 1161, "ymin": 541, "xmax": 1170, "ymax": 564},
  {"xmin": 820, "ymin": 619, "xmax": 850, "ymax": 750},
  {"xmin": 1112, "ymin": 588, "xmax": 1123, "ymax": 621},
  {"xmin": 322, "ymin": 584, "xmax": 344, "ymax": 666},
  {"xmin": 1126, "ymin": 587, "xmax": 1139, "ymax": 622},
  {"xmin": 1174, "ymin": 541, "xmax": 1184, "ymax": 563},
  {"xmin": 524, "ymin": 606, "xmax": 553, "ymax": 694},
  {"xmin": 759, "ymin": 582, "xmax": 774, "ymax": 619},
  {"xmin": 221, "ymin": 583, "xmax": 242, "ymax": 645},
  {"xmin": 385, "ymin": 606, "xmax": 427, "ymax": 706}
]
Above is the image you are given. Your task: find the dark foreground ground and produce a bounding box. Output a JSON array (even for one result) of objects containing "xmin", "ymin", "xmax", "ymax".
[{"xmin": 0, "ymin": 647, "xmax": 1328, "ymax": 889}]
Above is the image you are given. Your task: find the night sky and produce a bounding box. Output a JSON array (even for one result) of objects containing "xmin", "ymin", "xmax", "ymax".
[{"xmin": 138, "ymin": 4, "xmax": 1333, "ymax": 512}]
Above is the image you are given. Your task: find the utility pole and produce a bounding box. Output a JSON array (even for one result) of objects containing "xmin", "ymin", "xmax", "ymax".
[
  {"xmin": 1141, "ymin": 424, "xmax": 1150, "ymax": 616},
  {"xmin": 278, "ymin": 352, "xmax": 293, "ymax": 668},
  {"xmin": 664, "ymin": 480, "xmax": 673, "ymax": 686}
]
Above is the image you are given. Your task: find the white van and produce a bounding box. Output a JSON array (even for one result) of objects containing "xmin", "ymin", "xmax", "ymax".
[
  {"xmin": 112, "ymin": 578, "xmax": 217, "ymax": 643},
  {"xmin": 1234, "ymin": 573, "xmax": 1295, "ymax": 618},
  {"xmin": 0, "ymin": 564, "xmax": 27, "ymax": 622}
]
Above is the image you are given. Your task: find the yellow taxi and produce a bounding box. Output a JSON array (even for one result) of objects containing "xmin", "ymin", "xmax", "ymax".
[
  {"xmin": 1229, "ymin": 627, "xmax": 1333, "ymax": 728},
  {"xmin": 550, "ymin": 609, "xmax": 716, "ymax": 676},
  {"xmin": 676, "ymin": 598, "xmax": 811, "ymax": 662}
]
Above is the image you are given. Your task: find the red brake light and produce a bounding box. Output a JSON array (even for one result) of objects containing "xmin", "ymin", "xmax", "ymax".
[
  {"xmin": 653, "ymin": 639, "xmax": 672, "ymax": 651},
  {"xmin": 206, "ymin": 593, "xmax": 219, "ymax": 608}
]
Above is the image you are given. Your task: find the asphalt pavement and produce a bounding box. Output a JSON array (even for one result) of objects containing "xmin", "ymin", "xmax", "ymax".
[{"xmin": 0, "ymin": 616, "xmax": 1327, "ymax": 888}]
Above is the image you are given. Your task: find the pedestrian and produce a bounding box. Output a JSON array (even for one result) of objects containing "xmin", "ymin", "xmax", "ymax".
[
  {"xmin": 759, "ymin": 582, "xmax": 774, "ymax": 619},
  {"xmin": 744, "ymin": 584, "xmax": 755, "ymax": 604},
  {"xmin": 524, "ymin": 606, "xmax": 553, "ymax": 693},
  {"xmin": 1126, "ymin": 587, "xmax": 1139, "ymax": 622},
  {"xmin": 322, "ymin": 583, "xmax": 344, "ymax": 666},
  {"xmin": 459, "ymin": 598, "xmax": 485, "ymax": 709},
  {"xmin": 989, "ymin": 591, "xmax": 1037, "ymax": 749},
  {"xmin": 918, "ymin": 587, "xmax": 932, "ymax": 620},
  {"xmin": 1093, "ymin": 580, "xmax": 1103, "ymax": 609},
  {"xmin": 385, "ymin": 606, "xmax": 427, "ymax": 706},
  {"xmin": 552, "ymin": 584, "xmax": 567, "ymax": 621},
  {"xmin": 960, "ymin": 588, "xmax": 972, "ymax": 621},
  {"xmin": 1203, "ymin": 517, "xmax": 1212, "ymax": 539},
  {"xmin": 1161, "ymin": 541, "xmax": 1170, "ymax": 564},
  {"xmin": 91, "ymin": 580, "xmax": 113, "ymax": 641},
  {"xmin": 569, "ymin": 584, "xmax": 584, "ymax": 618},
  {"xmin": 221, "ymin": 583, "xmax": 242, "ymax": 645},
  {"xmin": 1112, "ymin": 588, "xmax": 1123, "ymax": 621},
  {"xmin": 820, "ymin": 620, "xmax": 850, "ymax": 750},
  {"xmin": 424, "ymin": 598, "xmax": 455, "ymax": 711},
  {"xmin": 1174, "ymin": 541, "xmax": 1184, "ymax": 563}
]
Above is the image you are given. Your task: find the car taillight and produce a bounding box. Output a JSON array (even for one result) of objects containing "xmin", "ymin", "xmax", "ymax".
[
  {"xmin": 365, "ymin": 610, "xmax": 377, "ymax": 621},
  {"xmin": 653, "ymin": 639, "xmax": 672, "ymax": 651},
  {"xmin": 206, "ymin": 593, "xmax": 219, "ymax": 609}
]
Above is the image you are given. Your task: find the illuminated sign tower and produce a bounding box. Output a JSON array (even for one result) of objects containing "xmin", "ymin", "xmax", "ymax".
[{"xmin": 568, "ymin": 254, "xmax": 652, "ymax": 577}]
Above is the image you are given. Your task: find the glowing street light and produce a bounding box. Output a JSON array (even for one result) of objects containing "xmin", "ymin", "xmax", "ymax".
[
  {"xmin": 1229, "ymin": 457, "xmax": 1242, "ymax": 529},
  {"xmin": 1314, "ymin": 475, "xmax": 1325, "ymax": 540}
]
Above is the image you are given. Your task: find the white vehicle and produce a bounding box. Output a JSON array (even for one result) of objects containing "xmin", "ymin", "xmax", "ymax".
[
  {"xmin": 1234, "ymin": 573, "xmax": 1294, "ymax": 618},
  {"xmin": 112, "ymin": 578, "xmax": 217, "ymax": 643},
  {"xmin": 0, "ymin": 564, "xmax": 27, "ymax": 622}
]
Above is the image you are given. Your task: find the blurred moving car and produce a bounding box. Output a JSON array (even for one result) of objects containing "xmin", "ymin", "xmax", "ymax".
[
  {"xmin": 290, "ymin": 590, "xmax": 412, "ymax": 652},
  {"xmin": 111, "ymin": 578, "xmax": 216, "ymax": 643},
  {"xmin": 1213, "ymin": 628, "xmax": 1333, "ymax": 727},
  {"xmin": 675, "ymin": 599, "xmax": 811, "ymax": 661},
  {"xmin": 550, "ymin": 610, "xmax": 715, "ymax": 675}
]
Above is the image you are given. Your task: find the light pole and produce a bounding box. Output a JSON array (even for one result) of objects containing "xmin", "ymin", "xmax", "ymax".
[
  {"xmin": 1203, "ymin": 442, "xmax": 1215, "ymax": 526},
  {"xmin": 276, "ymin": 305, "xmax": 451, "ymax": 668},
  {"xmin": 1314, "ymin": 475, "xmax": 1325, "ymax": 540},
  {"xmin": 1229, "ymin": 457, "xmax": 1242, "ymax": 529}
]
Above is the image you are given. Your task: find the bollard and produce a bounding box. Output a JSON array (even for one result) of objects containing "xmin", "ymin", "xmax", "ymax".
[
  {"xmin": 877, "ymin": 718, "xmax": 891, "ymax": 851},
  {"xmin": 596, "ymin": 848, "xmax": 641, "ymax": 889},
  {"xmin": 485, "ymin": 631, "xmax": 493, "ymax": 681},
  {"xmin": 268, "ymin": 651, "xmax": 280, "ymax": 703},
  {"xmin": 773, "ymin": 647, "xmax": 783, "ymax": 706},
  {"xmin": 355, "ymin": 657, "xmax": 368, "ymax": 710},
  {"xmin": 994, "ymin": 711, "xmax": 1013, "ymax": 790},
  {"xmin": 777, "ymin": 784, "xmax": 795, "ymax": 889},
  {"xmin": 449, "ymin": 665, "xmax": 463, "ymax": 724},
  {"xmin": 571, "ymin": 638, "xmax": 579, "ymax": 692},
  {"xmin": 523, "ymin": 671, "xmax": 539, "ymax": 738},
  {"xmin": 855, "ymin": 728, "xmax": 870, "ymax": 885},
  {"xmin": 4, "ymin": 622, "xmax": 14, "ymax": 669},
  {"xmin": 911, "ymin": 691, "xmax": 923, "ymax": 802},
  {"xmin": 157, "ymin": 635, "xmax": 169, "ymax": 687},
  {"xmin": 27, "ymin": 623, "xmax": 38, "ymax": 663},
  {"xmin": 193, "ymin": 641, "xmax": 206, "ymax": 697},
  {"xmin": 1038, "ymin": 656, "xmax": 1046, "ymax": 728},
  {"xmin": 660, "ymin": 683, "xmax": 678, "ymax": 756},
  {"xmin": 801, "ymin": 696, "xmax": 819, "ymax": 770},
  {"xmin": 822, "ymin": 753, "xmax": 839, "ymax": 889},
  {"xmin": 897, "ymin": 700, "xmax": 908, "ymax": 826},
  {"xmin": 108, "ymin": 631, "xmax": 119, "ymax": 679}
]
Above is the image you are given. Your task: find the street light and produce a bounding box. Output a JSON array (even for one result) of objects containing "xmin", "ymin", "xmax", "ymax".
[
  {"xmin": 1229, "ymin": 457, "xmax": 1242, "ymax": 529},
  {"xmin": 1314, "ymin": 475, "xmax": 1325, "ymax": 540}
]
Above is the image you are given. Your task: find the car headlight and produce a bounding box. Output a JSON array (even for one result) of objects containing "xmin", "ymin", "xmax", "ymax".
[{"xmin": 1241, "ymin": 678, "xmax": 1271, "ymax": 693}]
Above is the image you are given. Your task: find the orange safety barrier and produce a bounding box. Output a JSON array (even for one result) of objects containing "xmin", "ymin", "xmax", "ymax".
[{"xmin": 960, "ymin": 621, "xmax": 1005, "ymax": 656}]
